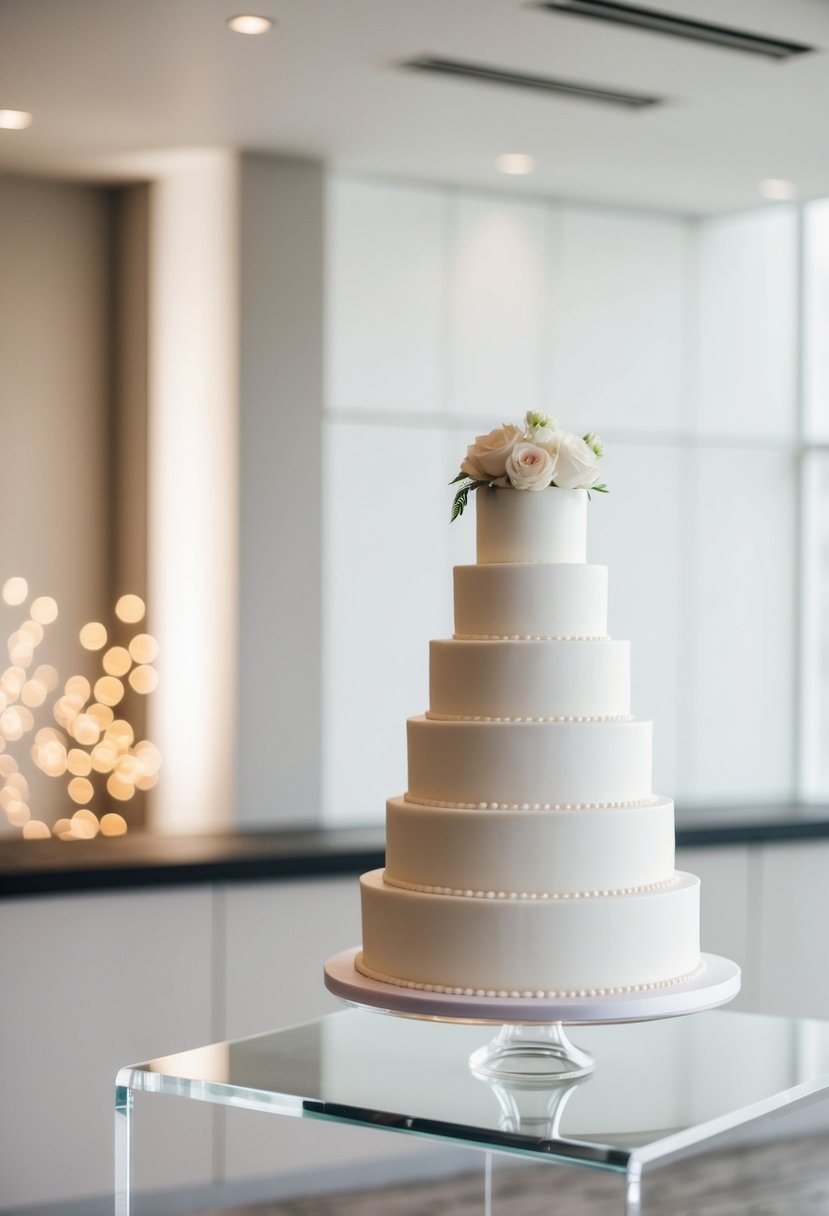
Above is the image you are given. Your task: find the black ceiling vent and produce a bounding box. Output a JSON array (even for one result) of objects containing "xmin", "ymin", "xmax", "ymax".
[
  {"xmin": 400, "ymin": 56, "xmax": 662, "ymax": 109},
  {"xmin": 537, "ymin": 1, "xmax": 815, "ymax": 60}
]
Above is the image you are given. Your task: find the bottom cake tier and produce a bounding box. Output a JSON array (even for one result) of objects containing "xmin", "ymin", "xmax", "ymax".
[{"xmin": 358, "ymin": 869, "xmax": 701, "ymax": 996}]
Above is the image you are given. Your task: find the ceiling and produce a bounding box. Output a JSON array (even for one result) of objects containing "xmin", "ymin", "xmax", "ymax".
[{"xmin": 0, "ymin": 0, "xmax": 827, "ymax": 214}]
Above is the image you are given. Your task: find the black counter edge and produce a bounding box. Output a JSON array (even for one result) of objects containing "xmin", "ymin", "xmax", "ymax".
[{"xmin": 3, "ymin": 807, "xmax": 829, "ymax": 899}]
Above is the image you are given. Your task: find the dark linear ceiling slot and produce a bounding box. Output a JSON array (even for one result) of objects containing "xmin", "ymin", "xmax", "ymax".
[
  {"xmin": 400, "ymin": 56, "xmax": 662, "ymax": 109},
  {"xmin": 537, "ymin": 1, "xmax": 814, "ymax": 60}
]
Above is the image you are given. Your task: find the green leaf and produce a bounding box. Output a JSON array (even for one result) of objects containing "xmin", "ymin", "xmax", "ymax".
[
  {"xmin": 449, "ymin": 478, "xmax": 492, "ymax": 522},
  {"xmin": 449, "ymin": 470, "xmax": 467, "ymax": 485},
  {"xmin": 450, "ymin": 484, "xmax": 470, "ymax": 522}
]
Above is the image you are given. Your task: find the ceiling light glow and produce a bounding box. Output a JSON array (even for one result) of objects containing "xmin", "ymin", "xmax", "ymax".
[
  {"xmin": 497, "ymin": 154, "xmax": 535, "ymax": 176},
  {"xmin": 759, "ymin": 178, "xmax": 797, "ymax": 201},
  {"xmin": 226, "ymin": 14, "xmax": 272, "ymax": 35},
  {"xmin": 0, "ymin": 111, "xmax": 32, "ymax": 131}
]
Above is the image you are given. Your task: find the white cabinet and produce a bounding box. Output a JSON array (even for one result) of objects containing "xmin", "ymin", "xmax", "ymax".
[
  {"xmin": 0, "ymin": 887, "xmax": 214, "ymax": 1208},
  {"xmin": 677, "ymin": 844, "xmax": 757, "ymax": 1011},
  {"xmin": 757, "ymin": 842, "xmax": 829, "ymax": 1019},
  {"xmin": 220, "ymin": 878, "xmax": 432, "ymax": 1184}
]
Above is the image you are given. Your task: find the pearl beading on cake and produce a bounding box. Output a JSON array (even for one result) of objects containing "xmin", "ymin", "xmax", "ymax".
[
  {"xmin": 453, "ymin": 633, "xmax": 610, "ymax": 642},
  {"xmin": 355, "ymin": 954, "xmax": 705, "ymax": 999},
  {"xmin": 425, "ymin": 712, "xmax": 633, "ymax": 724},
  {"xmin": 383, "ymin": 873, "xmax": 679, "ymax": 900},
  {"xmin": 403, "ymin": 793, "xmax": 657, "ymax": 811}
]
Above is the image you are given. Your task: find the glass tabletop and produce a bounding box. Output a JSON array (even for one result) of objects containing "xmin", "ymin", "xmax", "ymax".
[{"xmin": 119, "ymin": 1007, "xmax": 829, "ymax": 1176}]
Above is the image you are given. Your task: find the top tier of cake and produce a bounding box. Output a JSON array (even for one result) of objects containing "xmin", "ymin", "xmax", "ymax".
[
  {"xmin": 456, "ymin": 487, "xmax": 605, "ymax": 639},
  {"xmin": 476, "ymin": 485, "xmax": 587, "ymax": 564}
]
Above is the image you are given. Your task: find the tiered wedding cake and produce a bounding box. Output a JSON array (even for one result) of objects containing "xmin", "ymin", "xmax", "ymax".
[{"xmin": 356, "ymin": 420, "xmax": 701, "ymax": 1000}]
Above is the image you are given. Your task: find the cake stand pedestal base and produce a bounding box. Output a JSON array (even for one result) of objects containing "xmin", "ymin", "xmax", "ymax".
[
  {"xmin": 469, "ymin": 1022, "xmax": 594, "ymax": 1081},
  {"xmin": 323, "ymin": 948, "xmax": 741, "ymax": 1089}
]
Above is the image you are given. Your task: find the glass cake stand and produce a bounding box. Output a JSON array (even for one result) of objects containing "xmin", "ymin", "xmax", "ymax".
[{"xmin": 324, "ymin": 947, "xmax": 741, "ymax": 1085}]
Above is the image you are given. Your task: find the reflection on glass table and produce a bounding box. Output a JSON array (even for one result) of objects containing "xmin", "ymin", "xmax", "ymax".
[{"xmin": 115, "ymin": 1008, "xmax": 829, "ymax": 1215}]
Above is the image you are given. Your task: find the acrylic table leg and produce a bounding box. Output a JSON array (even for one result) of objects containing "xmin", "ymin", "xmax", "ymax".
[
  {"xmin": 625, "ymin": 1162, "xmax": 642, "ymax": 1216},
  {"xmin": 114, "ymin": 1084, "xmax": 134, "ymax": 1216}
]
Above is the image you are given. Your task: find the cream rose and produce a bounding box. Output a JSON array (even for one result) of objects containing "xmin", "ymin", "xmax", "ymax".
[
  {"xmin": 460, "ymin": 453, "xmax": 486, "ymax": 481},
  {"xmin": 466, "ymin": 424, "xmax": 522, "ymax": 477},
  {"xmin": 551, "ymin": 432, "xmax": 602, "ymax": 489},
  {"xmin": 505, "ymin": 442, "xmax": 556, "ymax": 491}
]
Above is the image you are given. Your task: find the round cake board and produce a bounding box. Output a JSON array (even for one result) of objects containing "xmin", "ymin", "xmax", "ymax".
[{"xmin": 324, "ymin": 948, "xmax": 741, "ymax": 1026}]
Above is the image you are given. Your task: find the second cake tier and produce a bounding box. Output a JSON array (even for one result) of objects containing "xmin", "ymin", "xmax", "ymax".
[
  {"xmin": 407, "ymin": 716, "xmax": 653, "ymax": 808},
  {"xmin": 429, "ymin": 638, "xmax": 630, "ymax": 720}
]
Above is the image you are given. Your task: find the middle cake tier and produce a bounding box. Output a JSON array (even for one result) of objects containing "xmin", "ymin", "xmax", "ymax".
[
  {"xmin": 407, "ymin": 717, "xmax": 653, "ymax": 808},
  {"xmin": 429, "ymin": 638, "xmax": 630, "ymax": 720}
]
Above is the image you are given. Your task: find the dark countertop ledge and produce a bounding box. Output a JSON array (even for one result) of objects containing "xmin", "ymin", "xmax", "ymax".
[{"xmin": 2, "ymin": 804, "xmax": 829, "ymax": 898}]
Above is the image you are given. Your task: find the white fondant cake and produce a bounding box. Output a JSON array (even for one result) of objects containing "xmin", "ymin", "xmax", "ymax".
[{"xmin": 356, "ymin": 485, "xmax": 702, "ymax": 996}]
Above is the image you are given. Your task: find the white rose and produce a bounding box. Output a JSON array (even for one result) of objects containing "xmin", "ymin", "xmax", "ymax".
[
  {"xmin": 551, "ymin": 432, "xmax": 602, "ymax": 489},
  {"xmin": 505, "ymin": 443, "xmax": 556, "ymax": 491},
  {"xmin": 466, "ymin": 424, "xmax": 522, "ymax": 477},
  {"xmin": 528, "ymin": 425, "xmax": 561, "ymax": 455}
]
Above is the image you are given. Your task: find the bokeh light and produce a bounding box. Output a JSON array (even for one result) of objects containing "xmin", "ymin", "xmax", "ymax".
[
  {"xmin": 129, "ymin": 665, "xmax": 158, "ymax": 694},
  {"xmin": 21, "ymin": 679, "xmax": 47, "ymax": 708},
  {"xmin": 100, "ymin": 812, "xmax": 127, "ymax": 836},
  {"xmin": 22, "ymin": 819, "xmax": 50, "ymax": 839},
  {"xmin": 115, "ymin": 594, "xmax": 145, "ymax": 624},
  {"xmin": 80, "ymin": 622, "xmax": 107, "ymax": 651},
  {"xmin": 33, "ymin": 664, "xmax": 59, "ymax": 692},
  {"xmin": 103, "ymin": 646, "xmax": 131, "ymax": 677},
  {"xmin": 67, "ymin": 748, "xmax": 92, "ymax": 777},
  {"xmin": 1, "ymin": 667, "xmax": 25, "ymax": 698},
  {"xmin": 19, "ymin": 620, "xmax": 44, "ymax": 646},
  {"xmin": 67, "ymin": 777, "xmax": 94, "ymax": 804},
  {"xmin": 128, "ymin": 634, "xmax": 159, "ymax": 664},
  {"xmin": 3, "ymin": 582, "xmax": 160, "ymax": 841},
  {"xmin": 30, "ymin": 596, "xmax": 58, "ymax": 625},
  {"xmin": 2, "ymin": 577, "xmax": 28, "ymax": 606},
  {"xmin": 7, "ymin": 801, "xmax": 31, "ymax": 826},
  {"xmin": 65, "ymin": 675, "xmax": 91, "ymax": 703},
  {"xmin": 0, "ymin": 707, "xmax": 25, "ymax": 741},
  {"xmin": 88, "ymin": 703, "xmax": 114, "ymax": 730},
  {"xmin": 90, "ymin": 742, "xmax": 118, "ymax": 773},
  {"xmin": 71, "ymin": 809, "xmax": 99, "ymax": 839},
  {"xmin": 106, "ymin": 772, "xmax": 135, "ymax": 801},
  {"xmin": 71, "ymin": 714, "xmax": 100, "ymax": 746},
  {"xmin": 106, "ymin": 720, "xmax": 134, "ymax": 751},
  {"xmin": 93, "ymin": 676, "xmax": 124, "ymax": 707}
]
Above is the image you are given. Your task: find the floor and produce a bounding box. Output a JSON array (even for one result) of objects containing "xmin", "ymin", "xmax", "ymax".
[{"xmin": 196, "ymin": 1131, "xmax": 829, "ymax": 1215}]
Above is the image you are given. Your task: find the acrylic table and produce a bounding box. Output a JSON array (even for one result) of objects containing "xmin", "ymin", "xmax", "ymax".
[{"xmin": 115, "ymin": 1006, "xmax": 829, "ymax": 1215}]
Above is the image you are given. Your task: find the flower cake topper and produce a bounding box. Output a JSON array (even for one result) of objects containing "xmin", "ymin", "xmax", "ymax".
[{"xmin": 450, "ymin": 412, "xmax": 607, "ymax": 521}]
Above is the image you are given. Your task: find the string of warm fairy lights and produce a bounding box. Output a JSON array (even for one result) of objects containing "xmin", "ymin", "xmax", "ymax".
[{"xmin": 0, "ymin": 577, "xmax": 160, "ymax": 840}]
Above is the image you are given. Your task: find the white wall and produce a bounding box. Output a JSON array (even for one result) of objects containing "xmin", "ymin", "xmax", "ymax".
[
  {"xmin": 147, "ymin": 150, "xmax": 239, "ymax": 833},
  {"xmin": 323, "ymin": 177, "xmax": 799, "ymax": 824},
  {"xmin": 236, "ymin": 156, "xmax": 325, "ymax": 829}
]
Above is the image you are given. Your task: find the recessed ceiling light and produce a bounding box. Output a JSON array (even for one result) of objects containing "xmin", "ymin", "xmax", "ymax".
[
  {"xmin": 226, "ymin": 14, "xmax": 273, "ymax": 35},
  {"xmin": 759, "ymin": 178, "xmax": 797, "ymax": 201},
  {"xmin": 497, "ymin": 154, "xmax": 535, "ymax": 176},
  {"xmin": 0, "ymin": 110, "xmax": 32, "ymax": 130}
]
